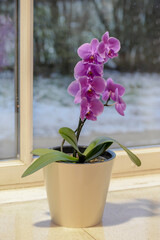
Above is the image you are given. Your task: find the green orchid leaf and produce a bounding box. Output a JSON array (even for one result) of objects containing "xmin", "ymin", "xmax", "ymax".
[
  {"xmin": 31, "ymin": 148, "xmax": 55, "ymax": 156},
  {"xmin": 116, "ymin": 141, "xmax": 141, "ymax": 167},
  {"xmin": 83, "ymin": 138, "xmax": 100, "ymax": 155},
  {"xmin": 84, "ymin": 138, "xmax": 113, "ymax": 162},
  {"xmin": 84, "ymin": 137, "xmax": 109, "ymax": 155},
  {"xmin": 22, "ymin": 150, "xmax": 78, "ymax": 178},
  {"xmin": 59, "ymin": 127, "xmax": 83, "ymax": 156},
  {"xmin": 84, "ymin": 137, "xmax": 141, "ymax": 166}
]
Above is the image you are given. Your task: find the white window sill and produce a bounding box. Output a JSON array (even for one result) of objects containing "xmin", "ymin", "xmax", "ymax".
[
  {"xmin": 0, "ymin": 175, "xmax": 160, "ymax": 240},
  {"xmin": 0, "ymin": 173, "xmax": 160, "ymax": 204}
]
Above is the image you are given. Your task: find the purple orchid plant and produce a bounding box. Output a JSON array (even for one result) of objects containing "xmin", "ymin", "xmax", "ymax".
[{"xmin": 22, "ymin": 32, "xmax": 141, "ymax": 178}]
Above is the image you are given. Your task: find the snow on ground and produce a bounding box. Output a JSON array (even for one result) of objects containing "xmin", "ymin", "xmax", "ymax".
[
  {"xmin": 0, "ymin": 70, "xmax": 160, "ymax": 141},
  {"xmin": 33, "ymin": 71, "xmax": 160, "ymax": 138}
]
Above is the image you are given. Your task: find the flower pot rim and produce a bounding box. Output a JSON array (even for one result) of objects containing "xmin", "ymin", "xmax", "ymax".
[{"xmin": 51, "ymin": 145, "xmax": 116, "ymax": 165}]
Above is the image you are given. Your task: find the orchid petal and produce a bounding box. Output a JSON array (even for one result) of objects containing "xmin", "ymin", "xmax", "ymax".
[
  {"xmin": 91, "ymin": 38, "xmax": 99, "ymax": 52},
  {"xmin": 98, "ymin": 41, "xmax": 105, "ymax": 55},
  {"xmin": 108, "ymin": 37, "xmax": 121, "ymax": 52},
  {"xmin": 116, "ymin": 83, "xmax": 125, "ymax": 96},
  {"xmin": 90, "ymin": 63, "xmax": 103, "ymax": 77},
  {"xmin": 102, "ymin": 31, "xmax": 109, "ymax": 44},
  {"xmin": 80, "ymin": 87, "xmax": 88, "ymax": 99},
  {"xmin": 74, "ymin": 90, "xmax": 82, "ymax": 104},
  {"xmin": 107, "ymin": 78, "xmax": 125, "ymax": 97},
  {"xmin": 115, "ymin": 89, "xmax": 126, "ymax": 116},
  {"xmin": 91, "ymin": 76, "xmax": 105, "ymax": 93},
  {"xmin": 77, "ymin": 43, "xmax": 92, "ymax": 60},
  {"xmin": 86, "ymin": 112, "xmax": 97, "ymax": 121},
  {"xmin": 79, "ymin": 76, "xmax": 88, "ymax": 88},
  {"xmin": 80, "ymin": 98, "xmax": 88, "ymax": 120},
  {"xmin": 67, "ymin": 80, "xmax": 79, "ymax": 96},
  {"xmin": 115, "ymin": 101, "xmax": 125, "ymax": 116},
  {"xmin": 102, "ymin": 90, "xmax": 110, "ymax": 101},
  {"xmin": 74, "ymin": 61, "xmax": 87, "ymax": 78},
  {"xmin": 90, "ymin": 99, "xmax": 104, "ymax": 116},
  {"xmin": 97, "ymin": 54, "xmax": 105, "ymax": 63}
]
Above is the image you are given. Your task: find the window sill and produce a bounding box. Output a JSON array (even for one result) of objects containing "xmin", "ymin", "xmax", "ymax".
[
  {"xmin": 0, "ymin": 173, "xmax": 160, "ymax": 204},
  {"xmin": 0, "ymin": 175, "xmax": 160, "ymax": 240}
]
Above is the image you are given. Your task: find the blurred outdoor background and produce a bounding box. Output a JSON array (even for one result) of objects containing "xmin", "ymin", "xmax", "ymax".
[
  {"xmin": 0, "ymin": 0, "xmax": 160, "ymax": 158},
  {"xmin": 33, "ymin": 0, "xmax": 160, "ymax": 149}
]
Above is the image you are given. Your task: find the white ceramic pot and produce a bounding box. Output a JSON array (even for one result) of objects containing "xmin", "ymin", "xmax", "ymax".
[{"xmin": 44, "ymin": 146, "xmax": 115, "ymax": 228}]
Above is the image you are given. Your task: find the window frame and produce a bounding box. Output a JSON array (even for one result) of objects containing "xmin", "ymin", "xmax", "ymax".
[
  {"xmin": 0, "ymin": 0, "xmax": 43, "ymax": 189},
  {"xmin": 0, "ymin": 0, "xmax": 160, "ymax": 190}
]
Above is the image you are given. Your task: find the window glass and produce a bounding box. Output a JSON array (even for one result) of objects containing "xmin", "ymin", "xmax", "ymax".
[
  {"xmin": 33, "ymin": 0, "xmax": 160, "ymax": 149},
  {"xmin": 0, "ymin": 0, "xmax": 18, "ymax": 159}
]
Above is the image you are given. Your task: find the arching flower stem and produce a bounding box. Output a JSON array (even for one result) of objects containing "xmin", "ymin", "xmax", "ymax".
[
  {"xmin": 73, "ymin": 118, "xmax": 86, "ymax": 157},
  {"xmin": 104, "ymin": 92, "xmax": 111, "ymax": 106},
  {"xmin": 76, "ymin": 118, "xmax": 87, "ymax": 141},
  {"xmin": 61, "ymin": 118, "xmax": 86, "ymax": 156},
  {"xmin": 104, "ymin": 102, "xmax": 116, "ymax": 107}
]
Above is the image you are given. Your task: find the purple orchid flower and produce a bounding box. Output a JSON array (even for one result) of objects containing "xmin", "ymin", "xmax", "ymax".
[
  {"xmin": 98, "ymin": 31, "xmax": 121, "ymax": 62},
  {"xmin": 74, "ymin": 61, "xmax": 103, "ymax": 79},
  {"xmin": 69, "ymin": 31, "xmax": 125, "ymax": 121},
  {"xmin": 74, "ymin": 76, "xmax": 105, "ymax": 103},
  {"xmin": 68, "ymin": 76, "xmax": 106, "ymax": 103},
  {"xmin": 80, "ymin": 98, "xmax": 104, "ymax": 121},
  {"xmin": 102, "ymin": 78, "xmax": 125, "ymax": 102},
  {"xmin": 115, "ymin": 89, "xmax": 126, "ymax": 116},
  {"xmin": 77, "ymin": 38, "xmax": 104, "ymax": 64}
]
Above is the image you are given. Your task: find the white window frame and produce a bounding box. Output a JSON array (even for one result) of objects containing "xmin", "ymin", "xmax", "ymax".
[
  {"xmin": 0, "ymin": 0, "xmax": 160, "ymax": 190},
  {"xmin": 0, "ymin": 0, "xmax": 43, "ymax": 189}
]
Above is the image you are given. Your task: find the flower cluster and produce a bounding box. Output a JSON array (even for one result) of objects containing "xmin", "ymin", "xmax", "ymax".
[{"xmin": 68, "ymin": 31, "xmax": 126, "ymax": 121}]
